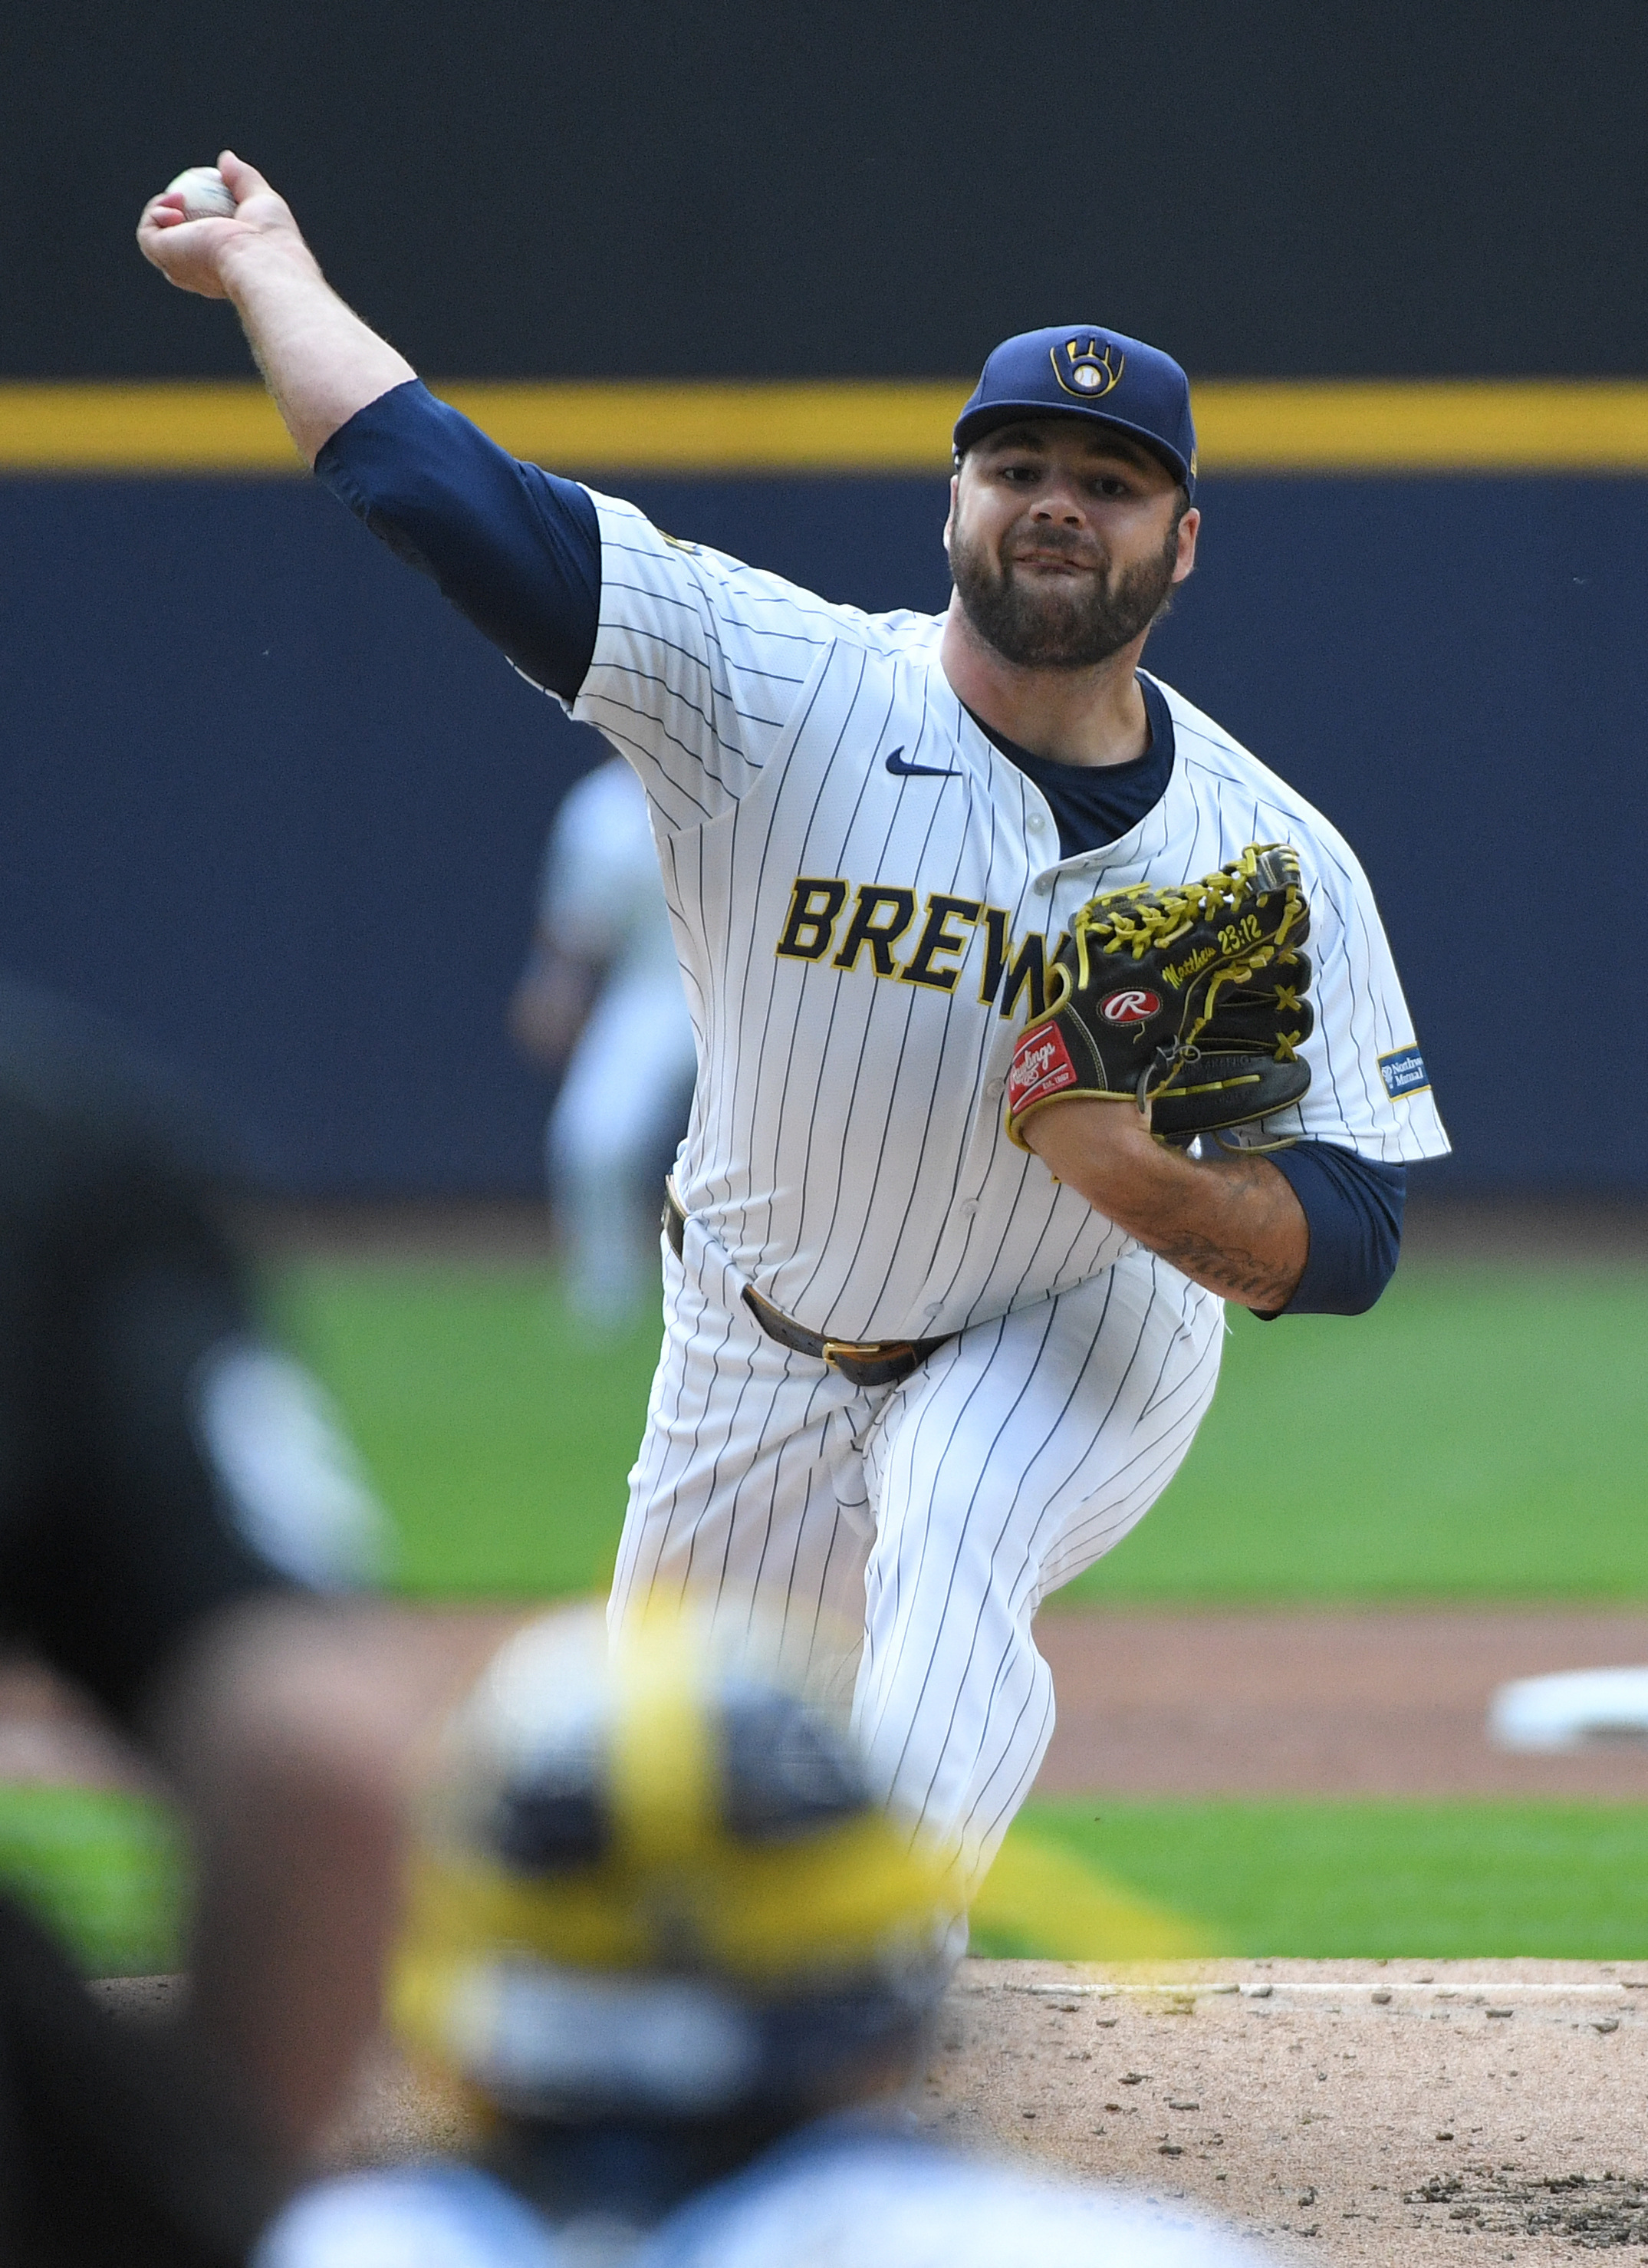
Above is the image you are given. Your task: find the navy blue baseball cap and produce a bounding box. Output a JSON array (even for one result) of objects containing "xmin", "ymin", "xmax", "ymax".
[{"xmin": 953, "ymin": 325, "xmax": 1197, "ymax": 495}]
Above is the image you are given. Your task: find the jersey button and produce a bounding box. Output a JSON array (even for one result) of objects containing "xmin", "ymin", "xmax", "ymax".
[{"xmin": 1032, "ymin": 876, "xmax": 1052, "ymax": 895}]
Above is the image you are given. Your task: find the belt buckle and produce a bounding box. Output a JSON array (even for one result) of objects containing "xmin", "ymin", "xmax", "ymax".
[{"xmin": 822, "ymin": 1336, "xmax": 913, "ymax": 1378}]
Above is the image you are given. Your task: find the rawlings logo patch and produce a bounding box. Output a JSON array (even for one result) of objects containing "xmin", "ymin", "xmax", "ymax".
[
  {"xmin": 1100, "ymin": 988, "xmax": 1161, "ymax": 1025},
  {"xmin": 1379, "ymin": 1046, "xmax": 1430, "ymax": 1099},
  {"xmin": 1007, "ymin": 1023, "xmax": 1078, "ymax": 1115}
]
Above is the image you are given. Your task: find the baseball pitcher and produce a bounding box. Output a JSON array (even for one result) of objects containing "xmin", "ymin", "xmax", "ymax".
[{"xmin": 139, "ymin": 156, "xmax": 1449, "ymax": 1884}]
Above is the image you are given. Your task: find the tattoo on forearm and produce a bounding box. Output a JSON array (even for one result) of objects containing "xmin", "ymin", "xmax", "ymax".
[
  {"xmin": 1146, "ymin": 1230, "xmax": 1300, "ymax": 1308},
  {"xmin": 1136, "ymin": 1150, "xmax": 1307, "ymax": 1310},
  {"xmin": 1035, "ymin": 1110, "xmax": 1309, "ymax": 1309}
]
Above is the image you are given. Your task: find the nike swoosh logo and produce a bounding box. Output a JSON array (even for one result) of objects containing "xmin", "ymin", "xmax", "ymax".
[{"xmin": 885, "ymin": 746, "xmax": 959, "ymax": 779}]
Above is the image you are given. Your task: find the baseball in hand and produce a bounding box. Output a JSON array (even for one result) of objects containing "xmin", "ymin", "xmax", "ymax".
[{"xmin": 166, "ymin": 166, "xmax": 238, "ymax": 222}]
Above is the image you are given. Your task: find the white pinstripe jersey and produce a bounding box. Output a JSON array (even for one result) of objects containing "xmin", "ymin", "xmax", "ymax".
[{"xmin": 569, "ymin": 492, "xmax": 1450, "ymax": 1346}]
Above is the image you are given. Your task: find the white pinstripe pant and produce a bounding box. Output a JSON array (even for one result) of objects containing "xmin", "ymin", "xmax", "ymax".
[{"xmin": 610, "ymin": 1212, "xmax": 1224, "ymax": 1874}]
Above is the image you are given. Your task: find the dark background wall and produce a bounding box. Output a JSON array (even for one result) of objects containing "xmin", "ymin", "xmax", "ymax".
[
  {"xmin": 2, "ymin": 2, "xmax": 1644, "ymax": 1195},
  {"xmin": 5, "ymin": 0, "xmax": 1648, "ymax": 380},
  {"xmin": 3, "ymin": 469, "xmax": 1639, "ymax": 1196}
]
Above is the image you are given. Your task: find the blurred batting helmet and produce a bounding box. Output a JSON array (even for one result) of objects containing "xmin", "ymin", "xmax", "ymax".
[{"xmin": 389, "ymin": 1605, "xmax": 961, "ymax": 2128}]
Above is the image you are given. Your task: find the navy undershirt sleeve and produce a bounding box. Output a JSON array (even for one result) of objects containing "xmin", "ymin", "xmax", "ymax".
[
  {"xmin": 1261, "ymin": 1143, "xmax": 1406, "ymax": 1316},
  {"xmin": 314, "ymin": 380, "xmax": 602, "ymax": 701}
]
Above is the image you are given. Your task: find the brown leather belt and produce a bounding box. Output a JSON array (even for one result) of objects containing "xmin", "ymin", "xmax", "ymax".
[{"xmin": 662, "ymin": 1182, "xmax": 949, "ymax": 1391}]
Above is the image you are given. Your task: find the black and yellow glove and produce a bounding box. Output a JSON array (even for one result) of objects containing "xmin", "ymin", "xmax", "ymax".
[{"xmin": 1005, "ymin": 842, "xmax": 1314, "ymax": 1148}]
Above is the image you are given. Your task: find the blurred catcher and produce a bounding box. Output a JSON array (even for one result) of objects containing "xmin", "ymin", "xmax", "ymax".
[{"xmin": 256, "ymin": 1608, "xmax": 1264, "ymax": 2266}]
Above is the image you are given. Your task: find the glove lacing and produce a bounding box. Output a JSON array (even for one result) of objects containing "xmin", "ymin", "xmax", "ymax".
[
  {"xmin": 1041, "ymin": 844, "xmax": 1308, "ymax": 1113},
  {"xmin": 1046, "ymin": 844, "xmax": 1300, "ymax": 1014}
]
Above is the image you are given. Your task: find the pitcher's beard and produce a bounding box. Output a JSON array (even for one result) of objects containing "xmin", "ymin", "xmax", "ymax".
[{"xmin": 950, "ymin": 523, "xmax": 1180, "ymax": 670}]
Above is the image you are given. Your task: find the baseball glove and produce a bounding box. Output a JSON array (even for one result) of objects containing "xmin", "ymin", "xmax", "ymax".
[{"xmin": 1005, "ymin": 841, "xmax": 1314, "ymax": 1148}]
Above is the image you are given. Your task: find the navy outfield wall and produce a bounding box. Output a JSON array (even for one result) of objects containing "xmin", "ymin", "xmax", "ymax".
[{"xmin": 1, "ymin": 467, "xmax": 1642, "ymax": 1196}]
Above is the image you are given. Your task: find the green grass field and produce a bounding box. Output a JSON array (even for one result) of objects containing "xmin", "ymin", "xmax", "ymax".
[
  {"xmin": 270, "ymin": 1253, "xmax": 1648, "ymax": 1602},
  {"xmin": 268, "ymin": 1260, "xmax": 660, "ymax": 1597},
  {"xmin": 12, "ymin": 1250, "xmax": 1648, "ymax": 1971},
  {"xmin": 975, "ymin": 1799, "xmax": 1648, "ymax": 1961},
  {"xmin": 15, "ymin": 1786, "xmax": 1648, "ymax": 1976}
]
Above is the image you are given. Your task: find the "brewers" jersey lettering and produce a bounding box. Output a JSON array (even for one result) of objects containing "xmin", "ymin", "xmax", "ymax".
[{"xmin": 777, "ymin": 876, "xmax": 1061, "ymax": 1019}]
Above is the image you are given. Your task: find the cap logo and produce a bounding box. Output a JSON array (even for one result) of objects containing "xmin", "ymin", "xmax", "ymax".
[{"xmin": 1051, "ymin": 337, "xmax": 1124, "ymax": 400}]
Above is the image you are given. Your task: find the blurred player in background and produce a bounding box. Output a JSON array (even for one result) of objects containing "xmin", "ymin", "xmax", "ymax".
[
  {"xmin": 255, "ymin": 1604, "xmax": 1268, "ymax": 2267},
  {"xmin": 509, "ymin": 755, "xmax": 697, "ymax": 1324},
  {"xmin": 0, "ymin": 976, "xmax": 504, "ymax": 2264}
]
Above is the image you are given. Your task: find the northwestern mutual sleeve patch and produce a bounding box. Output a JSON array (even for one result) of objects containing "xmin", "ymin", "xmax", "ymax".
[{"xmin": 1378, "ymin": 1045, "xmax": 1430, "ymax": 1100}]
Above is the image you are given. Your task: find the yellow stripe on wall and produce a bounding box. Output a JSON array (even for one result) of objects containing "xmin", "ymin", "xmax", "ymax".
[
  {"xmin": 1198, "ymin": 382, "xmax": 1648, "ymax": 472},
  {"xmin": 446, "ymin": 381, "xmax": 965, "ymax": 474},
  {"xmin": 0, "ymin": 383, "xmax": 301, "ymax": 472},
  {"xmin": 5, "ymin": 377, "xmax": 1648, "ymax": 476}
]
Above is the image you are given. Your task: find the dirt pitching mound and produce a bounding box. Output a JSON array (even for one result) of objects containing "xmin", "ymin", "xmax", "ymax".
[
  {"xmin": 923, "ymin": 1960, "xmax": 1648, "ymax": 2263},
  {"xmin": 97, "ymin": 1957, "xmax": 1648, "ymax": 2262}
]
